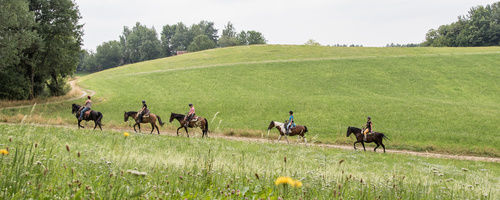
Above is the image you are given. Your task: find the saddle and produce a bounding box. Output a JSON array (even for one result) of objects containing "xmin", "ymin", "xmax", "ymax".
[
  {"xmin": 77, "ymin": 108, "xmax": 92, "ymax": 119},
  {"xmin": 191, "ymin": 116, "xmax": 198, "ymax": 121}
]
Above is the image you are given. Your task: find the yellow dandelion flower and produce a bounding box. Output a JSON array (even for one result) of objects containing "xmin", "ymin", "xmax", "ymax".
[
  {"xmin": 123, "ymin": 132, "xmax": 130, "ymax": 137},
  {"xmin": 275, "ymin": 176, "xmax": 294, "ymax": 186},
  {"xmin": 292, "ymin": 180, "xmax": 303, "ymax": 188},
  {"xmin": 0, "ymin": 149, "xmax": 8, "ymax": 155}
]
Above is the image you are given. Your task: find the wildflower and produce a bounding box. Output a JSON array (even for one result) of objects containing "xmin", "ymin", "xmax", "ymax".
[
  {"xmin": 293, "ymin": 180, "xmax": 303, "ymax": 188},
  {"xmin": 124, "ymin": 132, "xmax": 130, "ymax": 137},
  {"xmin": 275, "ymin": 176, "xmax": 294, "ymax": 186},
  {"xmin": 0, "ymin": 149, "xmax": 8, "ymax": 155}
]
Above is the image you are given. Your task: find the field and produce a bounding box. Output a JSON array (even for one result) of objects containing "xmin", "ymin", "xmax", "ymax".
[
  {"xmin": 1, "ymin": 45, "xmax": 499, "ymax": 157},
  {"xmin": 0, "ymin": 124, "xmax": 498, "ymax": 199}
]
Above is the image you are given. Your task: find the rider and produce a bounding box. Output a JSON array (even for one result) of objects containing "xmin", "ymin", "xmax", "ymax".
[
  {"xmin": 363, "ymin": 116, "xmax": 373, "ymax": 141},
  {"xmin": 138, "ymin": 100, "xmax": 149, "ymax": 123},
  {"xmin": 184, "ymin": 103, "xmax": 195, "ymax": 127},
  {"xmin": 78, "ymin": 96, "xmax": 92, "ymax": 120},
  {"xmin": 286, "ymin": 111, "xmax": 295, "ymax": 134}
]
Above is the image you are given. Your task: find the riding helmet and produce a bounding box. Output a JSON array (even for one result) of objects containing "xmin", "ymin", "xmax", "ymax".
[
  {"xmin": 189, "ymin": 103, "xmax": 193, "ymax": 106},
  {"xmin": 289, "ymin": 110, "xmax": 293, "ymax": 114},
  {"xmin": 367, "ymin": 116, "xmax": 371, "ymax": 119},
  {"xmin": 87, "ymin": 96, "xmax": 91, "ymax": 99},
  {"xmin": 142, "ymin": 100, "xmax": 146, "ymax": 103}
]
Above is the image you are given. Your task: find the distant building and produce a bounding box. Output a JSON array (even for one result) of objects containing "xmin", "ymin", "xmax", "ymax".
[{"xmin": 176, "ymin": 51, "xmax": 188, "ymax": 55}]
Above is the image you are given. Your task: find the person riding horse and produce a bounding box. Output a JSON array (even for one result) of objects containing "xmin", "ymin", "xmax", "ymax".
[
  {"xmin": 285, "ymin": 111, "xmax": 295, "ymax": 135},
  {"xmin": 78, "ymin": 96, "xmax": 92, "ymax": 120},
  {"xmin": 184, "ymin": 103, "xmax": 195, "ymax": 127},
  {"xmin": 363, "ymin": 116, "xmax": 373, "ymax": 141},
  {"xmin": 138, "ymin": 100, "xmax": 150, "ymax": 123}
]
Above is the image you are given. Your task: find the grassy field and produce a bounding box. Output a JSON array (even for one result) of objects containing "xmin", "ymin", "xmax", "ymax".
[
  {"xmin": 1, "ymin": 45, "xmax": 499, "ymax": 156},
  {"xmin": 0, "ymin": 124, "xmax": 498, "ymax": 199}
]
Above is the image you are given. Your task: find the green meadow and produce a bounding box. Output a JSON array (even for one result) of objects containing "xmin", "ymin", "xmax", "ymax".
[
  {"xmin": 1, "ymin": 45, "xmax": 499, "ymax": 156},
  {"xmin": 0, "ymin": 124, "xmax": 498, "ymax": 199}
]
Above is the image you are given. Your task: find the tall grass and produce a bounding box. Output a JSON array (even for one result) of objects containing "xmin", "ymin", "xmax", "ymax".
[{"xmin": 0, "ymin": 124, "xmax": 497, "ymax": 199}]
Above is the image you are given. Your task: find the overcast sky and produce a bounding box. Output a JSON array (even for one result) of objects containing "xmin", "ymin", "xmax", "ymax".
[{"xmin": 75, "ymin": 0, "xmax": 498, "ymax": 50}]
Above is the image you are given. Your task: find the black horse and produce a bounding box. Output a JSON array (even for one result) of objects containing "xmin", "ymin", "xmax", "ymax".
[
  {"xmin": 71, "ymin": 104, "xmax": 103, "ymax": 130},
  {"xmin": 346, "ymin": 126, "xmax": 388, "ymax": 153}
]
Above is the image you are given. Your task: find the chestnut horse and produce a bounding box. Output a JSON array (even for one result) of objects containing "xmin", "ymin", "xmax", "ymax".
[
  {"xmin": 124, "ymin": 111, "xmax": 164, "ymax": 134},
  {"xmin": 267, "ymin": 121, "xmax": 308, "ymax": 144},
  {"xmin": 169, "ymin": 113, "xmax": 208, "ymax": 138},
  {"xmin": 346, "ymin": 126, "xmax": 388, "ymax": 153}
]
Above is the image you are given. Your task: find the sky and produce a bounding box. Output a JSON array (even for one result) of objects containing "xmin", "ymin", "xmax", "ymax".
[{"xmin": 75, "ymin": 0, "xmax": 498, "ymax": 50}]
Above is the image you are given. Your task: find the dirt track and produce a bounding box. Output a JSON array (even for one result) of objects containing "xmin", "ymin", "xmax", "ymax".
[{"xmin": 1, "ymin": 78, "xmax": 498, "ymax": 163}]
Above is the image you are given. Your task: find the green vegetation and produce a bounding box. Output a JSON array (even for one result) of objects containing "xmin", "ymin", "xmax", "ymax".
[
  {"xmin": 0, "ymin": 0, "xmax": 82, "ymax": 100},
  {"xmin": 2, "ymin": 45, "xmax": 499, "ymax": 157},
  {"xmin": 0, "ymin": 124, "xmax": 497, "ymax": 199},
  {"xmin": 424, "ymin": 1, "xmax": 500, "ymax": 47}
]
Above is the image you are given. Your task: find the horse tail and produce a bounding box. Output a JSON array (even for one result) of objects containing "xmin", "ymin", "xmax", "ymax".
[
  {"xmin": 157, "ymin": 115, "xmax": 165, "ymax": 126},
  {"xmin": 97, "ymin": 112, "xmax": 103, "ymax": 123},
  {"xmin": 304, "ymin": 126, "xmax": 308, "ymax": 133},
  {"xmin": 380, "ymin": 133, "xmax": 390, "ymax": 141}
]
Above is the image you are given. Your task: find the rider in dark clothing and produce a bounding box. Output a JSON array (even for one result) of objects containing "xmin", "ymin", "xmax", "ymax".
[
  {"xmin": 138, "ymin": 100, "xmax": 149, "ymax": 123},
  {"xmin": 363, "ymin": 116, "xmax": 373, "ymax": 141}
]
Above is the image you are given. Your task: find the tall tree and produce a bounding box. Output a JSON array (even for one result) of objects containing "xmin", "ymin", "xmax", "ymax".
[
  {"xmin": 246, "ymin": 30, "xmax": 266, "ymax": 45},
  {"xmin": 0, "ymin": 0, "xmax": 38, "ymax": 99},
  {"xmin": 188, "ymin": 35, "xmax": 216, "ymax": 52},
  {"xmin": 218, "ymin": 21, "xmax": 239, "ymax": 47},
  {"xmin": 120, "ymin": 22, "xmax": 161, "ymax": 64},
  {"xmin": 160, "ymin": 24, "xmax": 177, "ymax": 57},
  {"xmin": 95, "ymin": 40, "xmax": 122, "ymax": 70}
]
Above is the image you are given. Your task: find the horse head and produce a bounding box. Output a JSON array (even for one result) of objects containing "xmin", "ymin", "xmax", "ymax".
[
  {"xmin": 169, "ymin": 113, "xmax": 175, "ymax": 123},
  {"xmin": 71, "ymin": 104, "xmax": 79, "ymax": 114},
  {"xmin": 124, "ymin": 111, "xmax": 129, "ymax": 122},
  {"xmin": 267, "ymin": 121, "xmax": 275, "ymax": 130},
  {"xmin": 346, "ymin": 126, "xmax": 352, "ymax": 137}
]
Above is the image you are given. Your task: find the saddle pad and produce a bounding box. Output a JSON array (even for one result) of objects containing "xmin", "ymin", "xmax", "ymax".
[
  {"xmin": 143, "ymin": 114, "xmax": 150, "ymax": 118},
  {"xmin": 191, "ymin": 116, "xmax": 198, "ymax": 121}
]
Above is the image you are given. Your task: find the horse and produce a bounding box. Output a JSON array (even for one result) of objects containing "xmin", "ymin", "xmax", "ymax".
[
  {"xmin": 71, "ymin": 104, "xmax": 103, "ymax": 130},
  {"xmin": 124, "ymin": 111, "xmax": 164, "ymax": 134},
  {"xmin": 169, "ymin": 113, "xmax": 208, "ymax": 138},
  {"xmin": 267, "ymin": 121, "xmax": 308, "ymax": 144},
  {"xmin": 346, "ymin": 126, "xmax": 388, "ymax": 153}
]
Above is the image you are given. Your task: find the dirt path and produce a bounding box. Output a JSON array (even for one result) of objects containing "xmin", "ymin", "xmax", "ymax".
[
  {"xmin": 2, "ymin": 122, "xmax": 498, "ymax": 163},
  {"xmin": 0, "ymin": 79, "xmax": 95, "ymax": 110}
]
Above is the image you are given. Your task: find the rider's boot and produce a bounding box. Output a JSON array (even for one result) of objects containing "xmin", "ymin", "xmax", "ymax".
[{"xmin": 363, "ymin": 133, "xmax": 367, "ymax": 141}]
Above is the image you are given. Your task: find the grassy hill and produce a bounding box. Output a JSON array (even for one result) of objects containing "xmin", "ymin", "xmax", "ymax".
[
  {"xmin": 1, "ymin": 45, "xmax": 499, "ymax": 156},
  {"xmin": 1, "ymin": 124, "xmax": 497, "ymax": 199}
]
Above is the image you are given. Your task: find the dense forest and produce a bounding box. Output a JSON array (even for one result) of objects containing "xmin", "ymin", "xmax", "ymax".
[{"xmin": 77, "ymin": 22, "xmax": 266, "ymax": 72}]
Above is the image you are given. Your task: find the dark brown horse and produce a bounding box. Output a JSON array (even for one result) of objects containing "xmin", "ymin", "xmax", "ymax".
[
  {"xmin": 169, "ymin": 113, "xmax": 208, "ymax": 137},
  {"xmin": 267, "ymin": 121, "xmax": 308, "ymax": 144},
  {"xmin": 346, "ymin": 126, "xmax": 388, "ymax": 153},
  {"xmin": 71, "ymin": 104, "xmax": 103, "ymax": 130},
  {"xmin": 124, "ymin": 111, "xmax": 164, "ymax": 134}
]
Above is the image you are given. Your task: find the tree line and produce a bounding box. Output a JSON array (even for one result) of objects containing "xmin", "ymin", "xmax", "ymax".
[
  {"xmin": 78, "ymin": 21, "xmax": 266, "ymax": 72},
  {"xmin": 423, "ymin": 1, "xmax": 500, "ymax": 47},
  {"xmin": 0, "ymin": 0, "xmax": 82, "ymax": 100}
]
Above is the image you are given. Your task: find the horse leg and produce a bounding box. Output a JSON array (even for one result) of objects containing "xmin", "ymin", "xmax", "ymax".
[
  {"xmin": 185, "ymin": 127, "xmax": 189, "ymax": 138},
  {"xmin": 381, "ymin": 142, "xmax": 386, "ymax": 153},
  {"xmin": 285, "ymin": 135, "xmax": 289, "ymax": 144},
  {"xmin": 150, "ymin": 123, "xmax": 154, "ymax": 134},
  {"xmin": 353, "ymin": 141, "xmax": 359, "ymax": 150},
  {"xmin": 374, "ymin": 142, "xmax": 380, "ymax": 152},
  {"xmin": 156, "ymin": 124, "xmax": 160, "ymax": 135},
  {"xmin": 133, "ymin": 123, "xmax": 138, "ymax": 133},
  {"xmin": 137, "ymin": 123, "xmax": 141, "ymax": 133},
  {"xmin": 176, "ymin": 127, "xmax": 182, "ymax": 136},
  {"xmin": 361, "ymin": 142, "xmax": 366, "ymax": 151},
  {"xmin": 98, "ymin": 122, "xmax": 102, "ymax": 131},
  {"xmin": 277, "ymin": 135, "xmax": 282, "ymax": 142},
  {"xmin": 93, "ymin": 120, "xmax": 98, "ymax": 130}
]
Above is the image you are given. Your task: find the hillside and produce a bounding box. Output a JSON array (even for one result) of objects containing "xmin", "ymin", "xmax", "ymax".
[{"xmin": 2, "ymin": 45, "xmax": 500, "ymax": 156}]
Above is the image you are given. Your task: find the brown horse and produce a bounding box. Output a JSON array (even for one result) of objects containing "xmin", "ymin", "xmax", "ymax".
[
  {"xmin": 346, "ymin": 126, "xmax": 388, "ymax": 153},
  {"xmin": 169, "ymin": 113, "xmax": 208, "ymax": 138},
  {"xmin": 267, "ymin": 121, "xmax": 308, "ymax": 144},
  {"xmin": 72, "ymin": 104, "xmax": 103, "ymax": 131},
  {"xmin": 124, "ymin": 111, "xmax": 164, "ymax": 134}
]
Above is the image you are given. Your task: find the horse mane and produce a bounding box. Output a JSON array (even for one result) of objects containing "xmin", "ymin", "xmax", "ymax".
[
  {"xmin": 170, "ymin": 113, "xmax": 185, "ymax": 119},
  {"xmin": 126, "ymin": 111, "xmax": 138, "ymax": 115},
  {"xmin": 349, "ymin": 126, "xmax": 361, "ymax": 132}
]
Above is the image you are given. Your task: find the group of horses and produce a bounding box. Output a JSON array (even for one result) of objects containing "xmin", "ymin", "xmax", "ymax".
[
  {"xmin": 71, "ymin": 103, "xmax": 388, "ymax": 152},
  {"xmin": 71, "ymin": 104, "xmax": 208, "ymax": 137}
]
